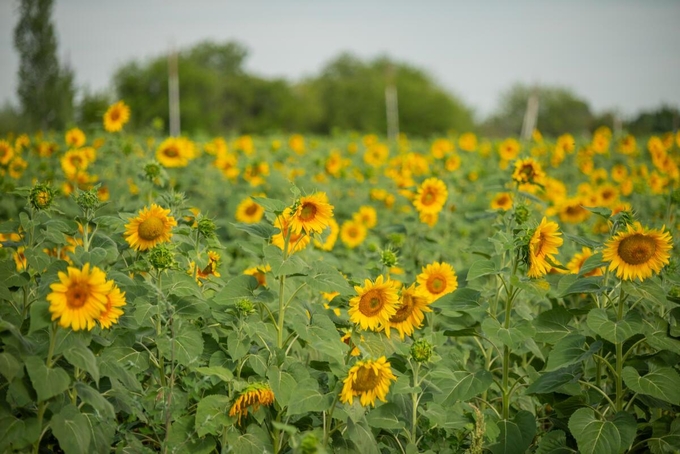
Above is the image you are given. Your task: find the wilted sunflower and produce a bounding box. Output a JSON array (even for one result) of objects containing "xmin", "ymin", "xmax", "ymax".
[
  {"xmin": 416, "ymin": 261, "xmax": 458, "ymax": 302},
  {"xmin": 98, "ymin": 284, "xmax": 126, "ymax": 329},
  {"xmin": 567, "ymin": 247, "xmax": 604, "ymax": 277},
  {"xmin": 47, "ymin": 264, "xmax": 113, "ymax": 331},
  {"xmin": 235, "ymin": 196, "xmax": 264, "ymax": 224},
  {"xmin": 512, "ymin": 158, "xmax": 545, "ymax": 186},
  {"xmin": 103, "ymin": 101, "xmax": 130, "ymax": 132},
  {"xmin": 290, "ymin": 192, "xmax": 334, "ymax": 235},
  {"xmin": 340, "ymin": 219, "xmax": 367, "ymax": 249},
  {"xmin": 229, "ymin": 383, "xmax": 275, "ymax": 424},
  {"xmin": 602, "ymin": 223, "xmax": 672, "ymax": 281},
  {"xmin": 490, "ymin": 192, "xmax": 513, "ymax": 211},
  {"xmin": 527, "ymin": 217, "xmax": 563, "ymax": 278},
  {"xmin": 124, "ymin": 204, "xmax": 177, "ymax": 251},
  {"xmin": 413, "ymin": 177, "xmax": 448, "ymax": 214},
  {"xmin": 389, "ymin": 284, "xmax": 432, "ymax": 340},
  {"xmin": 272, "ymin": 208, "xmax": 310, "ymax": 253},
  {"xmin": 348, "ymin": 275, "xmax": 399, "ymax": 335},
  {"xmin": 340, "ymin": 357, "xmax": 397, "ymax": 407}
]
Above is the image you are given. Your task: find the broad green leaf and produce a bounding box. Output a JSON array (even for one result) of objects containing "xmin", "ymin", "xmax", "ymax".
[
  {"xmin": 82, "ymin": 413, "xmax": 116, "ymax": 454},
  {"xmin": 621, "ymin": 367, "xmax": 680, "ymax": 405},
  {"xmin": 563, "ymin": 233, "xmax": 601, "ymax": 250},
  {"xmin": 51, "ymin": 404, "xmax": 91, "ymax": 454},
  {"xmin": 212, "ymin": 275, "xmax": 259, "ymax": 305},
  {"xmin": 251, "ymin": 196, "xmax": 287, "ymax": 214},
  {"xmin": 466, "ymin": 259, "xmax": 498, "ymax": 281},
  {"xmin": 0, "ymin": 259, "xmax": 28, "ymax": 301},
  {"xmin": 0, "ymin": 352, "xmax": 21, "ymax": 382},
  {"xmin": 168, "ymin": 415, "xmax": 217, "ymax": 454},
  {"xmin": 623, "ymin": 279, "xmax": 668, "ymax": 308},
  {"xmin": 267, "ymin": 366, "xmax": 296, "ymax": 408},
  {"xmin": 489, "ymin": 411, "xmax": 536, "ymax": 454},
  {"xmin": 429, "ymin": 369, "xmax": 493, "ymax": 405},
  {"xmin": 194, "ymin": 366, "xmax": 234, "ymax": 383},
  {"xmin": 578, "ymin": 253, "xmax": 606, "ymax": 277},
  {"xmin": 305, "ymin": 261, "xmax": 352, "ymax": 294},
  {"xmin": 24, "ymin": 248, "xmax": 50, "ymax": 273},
  {"xmin": 526, "ymin": 364, "xmax": 581, "ymax": 394},
  {"xmin": 24, "ymin": 355, "xmax": 70, "ymax": 402},
  {"xmin": 228, "ymin": 425, "xmax": 273, "ymax": 454},
  {"xmin": 264, "ymin": 244, "xmax": 310, "ymax": 277},
  {"xmin": 365, "ymin": 403, "xmax": 405, "ymax": 429},
  {"xmin": 232, "ymin": 221, "xmax": 277, "ymax": 240},
  {"xmin": 161, "ymin": 271, "xmax": 202, "ymax": 298},
  {"xmin": 648, "ymin": 418, "xmax": 680, "ymax": 454},
  {"xmin": 586, "ymin": 308, "xmax": 643, "ymax": 344},
  {"xmin": 535, "ymin": 430, "xmax": 577, "ymax": 454},
  {"xmin": 534, "ymin": 307, "xmax": 574, "ymax": 344},
  {"xmin": 132, "ymin": 299, "xmax": 156, "ymax": 327},
  {"xmin": 559, "ymin": 276, "xmax": 603, "ymax": 297},
  {"xmin": 74, "ymin": 383, "xmax": 115, "ymax": 419},
  {"xmin": 568, "ymin": 408, "xmax": 621, "ymax": 454},
  {"xmin": 546, "ymin": 334, "xmax": 587, "ymax": 371},
  {"xmin": 612, "ymin": 412, "xmax": 637, "ymax": 453},
  {"xmin": 195, "ymin": 394, "xmax": 232, "ymax": 437},
  {"xmin": 64, "ymin": 345, "xmax": 100, "ymax": 383},
  {"xmin": 345, "ymin": 419, "xmax": 380, "ymax": 454},
  {"xmin": 29, "ymin": 300, "xmax": 51, "ymax": 334},
  {"xmin": 287, "ymin": 378, "xmax": 325, "ymax": 415},
  {"xmin": 644, "ymin": 316, "xmax": 680, "ymax": 355},
  {"xmin": 157, "ymin": 322, "xmax": 204, "ymax": 367},
  {"xmin": 482, "ymin": 317, "xmax": 536, "ymax": 349},
  {"xmin": 436, "ymin": 287, "xmax": 482, "ymax": 313}
]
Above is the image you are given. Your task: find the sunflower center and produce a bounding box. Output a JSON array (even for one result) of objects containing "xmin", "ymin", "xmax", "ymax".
[
  {"xmin": 245, "ymin": 204, "xmax": 259, "ymax": 216},
  {"xmin": 164, "ymin": 147, "xmax": 179, "ymax": 158},
  {"xmin": 520, "ymin": 165, "xmax": 535, "ymax": 180},
  {"xmin": 359, "ymin": 290, "xmax": 385, "ymax": 317},
  {"xmin": 348, "ymin": 227, "xmax": 358, "ymax": 238},
  {"xmin": 421, "ymin": 189, "xmax": 436, "ymax": 205},
  {"xmin": 427, "ymin": 276, "xmax": 445, "ymax": 294},
  {"xmin": 66, "ymin": 282, "xmax": 90, "ymax": 308},
  {"xmin": 389, "ymin": 294, "xmax": 415, "ymax": 323},
  {"xmin": 299, "ymin": 203, "xmax": 317, "ymax": 221},
  {"xmin": 110, "ymin": 109, "xmax": 120, "ymax": 122},
  {"xmin": 618, "ymin": 234, "xmax": 656, "ymax": 265},
  {"xmin": 353, "ymin": 366, "xmax": 380, "ymax": 392},
  {"xmin": 138, "ymin": 216, "xmax": 165, "ymax": 241}
]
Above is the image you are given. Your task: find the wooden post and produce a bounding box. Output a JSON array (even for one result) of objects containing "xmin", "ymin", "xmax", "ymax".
[
  {"xmin": 168, "ymin": 46, "xmax": 180, "ymax": 137},
  {"xmin": 521, "ymin": 88, "xmax": 539, "ymax": 141},
  {"xmin": 385, "ymin": 64, "xmax": 399, "ymax": 143}
]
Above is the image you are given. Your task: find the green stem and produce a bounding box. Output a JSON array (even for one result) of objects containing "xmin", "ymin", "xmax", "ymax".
[
  {"xmin": 323, "ymin": 349, "xmax": 354, "ymax": 448},
  {"xmin": 156, "ymin": 271, "xmax": 166, "ymax": 388},
  {"xmin": 615, "ymin": 284, "xmax": 625, "ymax": 412},
  {"xmin": 163, "ymin": 311, "xmax": 176, "ymax": 454},
  {"xmin": 276, "ymin": 229, "xmax": 291, "ymax": 350},
  {"xmin": 33, "ymin": 323, "xmax": 59, "ymax": 454},
  {"xmin": 501, "ymin": 258, "xmax": 518, "ymax": 420},
  {"xmin": 411, "ymin": 362, "xmax": 420, "ymax": 444}
]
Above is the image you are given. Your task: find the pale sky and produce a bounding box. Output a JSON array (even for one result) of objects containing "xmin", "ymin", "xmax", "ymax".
[{"xmin": 1, "ymin": 0, "xmax": 679, "ymax": 120}]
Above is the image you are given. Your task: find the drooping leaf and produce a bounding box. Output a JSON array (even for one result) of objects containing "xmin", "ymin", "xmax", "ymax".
[{"xmin": 64, "ymin": 345, "xmax": 100, "ymax": 384}]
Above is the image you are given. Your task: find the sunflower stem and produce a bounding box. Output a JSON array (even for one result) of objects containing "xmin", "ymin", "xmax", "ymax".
[
  {"xmin": 615, "ymin": 284, "xmax": 626, "ymax": 412},
  {"xmin": 33, "ymin": 323, "xmax": 59, "ymax": 454},
  {"xmin": 276, "ymin": 224, "xmax": 291, "ymax": 350},
  {"xmin": 156, "ymin": 271, "xmax": 167, "ymax": 388},
  {"xmin": 410, "ymin": 361, "xmax": 420, "ymax": 444}
]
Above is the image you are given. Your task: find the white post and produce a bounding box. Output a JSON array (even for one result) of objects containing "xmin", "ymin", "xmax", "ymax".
[
  {"xmin": 168, "ymin": 46, "xmax": 180, "ymax": 137},
  {"xmin": 521, "ymin": 88, "xmax": 539, "ymax": 141},
  {"xmin": 385, "ymin": 65, "xmax": 399, "ymax": 143}
]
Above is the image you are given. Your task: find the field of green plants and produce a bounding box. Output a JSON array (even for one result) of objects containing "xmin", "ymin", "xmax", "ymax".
[{"xmin": 0, "ymin": 104, "xmax": 679, "ymax": 454}]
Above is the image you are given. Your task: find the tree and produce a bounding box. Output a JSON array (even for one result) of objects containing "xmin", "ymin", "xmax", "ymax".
[
  {"xmin": 14, "ymin": 0, "xmax": 75, "ymax": 130},
  {"xmin": 626, "ymin": 106, "xmax": 679, "ymax": 135}
]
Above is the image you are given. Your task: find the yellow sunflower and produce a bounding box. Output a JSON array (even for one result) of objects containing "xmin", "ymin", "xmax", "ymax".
[
  {"xmin": 348, "ymin": 275, "xmax": 400, "ymax": 334},
  {"xmin": 61, "ymin": 149, "xmax": 89, "ymax": 177},
  {"xmin": 413, "ymin": 177, "xmax": 448, "ymax": 214},
  {"xmin": 47, "ymin": 264, "xmax": 113, "ymax": 331},
  {"xmin": 103, "ymin": 100, "xmax": 130, "ymax": 132},
  {"xmin": 416, "ymin": 261, "xmax": 458, "ymax": 302},
  {"xmin": 490, "ymin": 192, "xmax": 513, "ymax": 211},
  {"xmin": 229, "ymin": 383, "xmax": 275, "ymax": 424},
  {"xmin": 389, "ymin": 284, "xmax": 432, "ymax": 340},
  {"xmin": 340, "ymin": 219, "xmax": 367, "ymax": 249},
  {"xmin": 65, "ymin": 127, "xmax": 86, "ymax": 148},
  {"xmin": 213, "ymin": 150, "xmax": 240, "ymax": 180},
  {"xmin": 557, "ymin": 197, "xmax": 591, "ymax": 224},
  {"xmin": 98, "ymin": 284, "xmax": 127, "ymax": 329},
  {"xmin": 364, "ymin": 143, "xmax": 389, "ymax": 167},
  {"xmin": 156, "ymin": 137, "xmax": 191, "ymax": 168},
  {"xmin": 235, "ymin": 196, "xmax": 265, "ymax": 224},
  {"xmin": 458, "ymin": 132, "xmax": 477, "ymax": 152},
  {"xmin": 527, "ymin": 217, "xmax": 563, "ymax": 278},
  {"xmin": 8, "ymin": 157, "xmax": 28, "ymax": 180},
  {"xmin": 0, "ymin": 140, "xmax": 15, "ymax": 165},
  {"xmin": 602, "ymin": 223, "xmax": 672, "ymax": 281},
  {"xmin": 567, "ymin": 247, "xmax": 604, "ymax": 277},
  {"xmin": 313, "ymin": 218, "xmax": 339, "ymax": 251},
  {"xmin": 244, "ymin": 264, "xmax": 271, "ymax": 287},
  {"xmin": 290, "ymin": 192, "xmax": 334, "ymax": 235},
  {"xmin": 353, "ymin": 205, "xmax": 378, "ymax": 229},
  {"xmin": 124, "ymin": 204, "xmax": 177, "ymax": 251},
  {"xmin": 272, "ymin": 208, "xmax": 310, "ymax": 253},
  {"xmin": 498, "ymin": 138, "xmax": 521, "ymax": 161},
  {"xmin": 340, "ymin": 356, "xmax": 397, "ymax": 407},
  {"xmin": 512, "ymin": 158, "xmax": 545, "ymax": 186}
]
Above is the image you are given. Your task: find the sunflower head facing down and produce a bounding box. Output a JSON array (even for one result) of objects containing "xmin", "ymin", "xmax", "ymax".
[
  {"xmin": 98, "ymin": 284, "xmax": 127, "ymax": 329},
  {"xmin": 103, "ymin": 101, "xmax": 131, "ymax": 132},
  {"xmin": 340, "ymin": 356, "xmax": 397, "ymax": 407},
  {"xmin": 124, "ymin": 204, "xmax": 177, "ymax": 251},
  {"xmin": 416, "ymin": 262, "xmax": 458, "ymax": 302},
  {"xmin": 229, "ymin": 382, "xmax": 275, "ymax": 424},
  {"xmin": 389, "ymin": 284, "xmax": 432, "ymax": 340},
  {"xmin": 602, "ymin": 223, "xmax": 672, "ymax": 281},
  {"xmin": 526, "ymin": 217, "xmax": 563, "ymax": 278},
  {"xmin": 348, "ymin": 275, "xmax": 399, "ymax": 335},
  {"xmin": 272, "ymin": 208, "xmax": 311, "ymax": 254},
  {"xmin": 289, "ymin": 192, "xmax": 334, "ymax": 235},
  {"xmin": 47, "ymin": 264, "xmax": 114, "ymax": 331}
]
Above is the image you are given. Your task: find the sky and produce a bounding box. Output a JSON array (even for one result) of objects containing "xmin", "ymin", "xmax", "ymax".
[{"xmin": 1, "ymin": 0, "xmax": 679, "ymax": 121}]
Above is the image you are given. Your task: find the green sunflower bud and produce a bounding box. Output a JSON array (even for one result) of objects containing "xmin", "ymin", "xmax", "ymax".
[
  {"xmin": 148, "ymin": 245, "xmax": 176, "ymax": 270},
  {"xmin": 410, "ymin": 338, "xmax": 433, "ymax": 363},
  {"xmin": 29, "ymin": 182, "xmax": 55, "ymax": 210}
]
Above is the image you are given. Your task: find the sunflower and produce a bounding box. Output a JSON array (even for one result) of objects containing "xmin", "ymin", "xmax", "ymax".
[
  {"xmin": 61, "ymin": 149, "xmax": 89, "ymax": 177},
  {"xmin": 0, "ymin": 140, "xmax": 15, "ymax": 165},
  {"xmin": 445, "ymin": 154, "xmax": 461, "ymax": 172},
  {"xmin": 103, "ymin": 101, "xmax": 130, "ymax": 132},
  {"xmin": 490, "ymin": 192, "xmax": 513, "ymax": 211},
  {"xmin": 353, "ymin": 205, "xmax": 378, "ymax": 229},
  {"xmin": 557, "ymin": 197, "xmax": 590, "ymax": 224},
  {"xmin": 235, "ymin": 196, "xmax": 264, "ymax": 224},
  {"xmin": 512, "ymin": 158, "xmax": 545, "ymax": 186},
  {"xmin": 243, "ymin": 162, "xmax": 270, "ymax": 186},
  {"xmin": 290, "ymin": 192, "xmax": 334, "ymax": 235},
  {"xmin": 190, "ymin": 251, "xmax": 222, "ymax": 283},
  {"xmin": 567, "ymin": 247, "xmax": 604, "ymax": 277},
  {"xmin": 527, "ymin": 217, "xmax": 563, "ymax": 279},
  {"xmin": 498, "ymin": 138, "xmax": 521, "ymax": 161},
  {"xmin": 419, "ymin": 210, "xmax": 439, "ymax": 227},
  {"xmin": 47, "ymin": 264, "xmax": 113, "ymax": 331},
  {"xmin": 364, "ymin": 143, "xmax": 389, "ymax": 167},
  {"xmin": 313, "ymin": 218, "xmax": 339, "ymax": 251},
  {"xmin": 124, "ymin": 204, "xmax": 177, "ymax": 251},
  {"xmin": 8, "ymin": 157, "xmax": 28, "ymax": 180},
  {"xmin": 288, "ymin": 134, "xmax": 306, "ymax": 155},
  {"xmin": 413, "ymin": 178, "xmax": 448, "ymax": 214},
  {"xmin": 65, "ymin": 128, "xmax": 86, "ymax": 148},
  {"xmin": 229, "ymin": 383, "xmax": 275, "ymax": 424},
  {"xmin": 272, "ymin": 208, "xmax": 310, "ymax": 253},
  {"xmin": 213, "ymin": 150, "xmax": 240, "ymax": 180},
  {"xmin": 416, "ymin": 261, "xmax": 458, "ymax": 302},
  {"xmin": 13, "ymin": 246, "xmax": 27, "ymax": 271},
  {"xmin": 458, "ymin": 132, "xmax": 477, "ymax": 152},
  {"xmin": 602, "ymin": 223, "xmax": 672, "ymax": 281},
  {"xmin": 340, "ymin": 357, "xmax": 397, "ymax": 407},
  {"xmin": 98, "ymin": 284, "xmax": 127, "ymax": 329},
  {"xmin": 244, "ymin": 264, "xmax": 271, "ymax": 287},
  {"xmin": 348, "ymin": 275, "xmax": 399, "ymax": 334},
  {"xmin": 156, "ymin": 137, "xmax": 190, "ymax": 168},
  {"xmin": 430, "ymin": 138, "xmax": 455, "ymax": 159},
  {"xmin": 389, "ymin": 284, "xmax": 432, "ymax": 340},
  {"xmin": 340, "ymin": 219, "xmax": 367, "ymax": 249}
]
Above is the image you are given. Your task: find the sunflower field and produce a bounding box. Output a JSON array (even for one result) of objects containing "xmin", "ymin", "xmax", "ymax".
[{"xmin": 0, "ymin": 103, "xmax": 679, "ymax": 454}]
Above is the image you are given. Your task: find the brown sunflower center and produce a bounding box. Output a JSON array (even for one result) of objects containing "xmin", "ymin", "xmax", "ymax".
[
  {"xmin": 421, "ymin": 189, "xmax": 436, "ymax": 205},
  {"xmin": 348, "ymin": 227, "xmax": 359, "ymax": 238},
  {"xmin": 299, "ymin": 203, "xmax": 317, "ymax": 221},
  {"xmin": 427, "ymin": 275, "xmax": 445, "ymax": 294},
  {"xmin": 359, "ymin": 290, "xmax": 385, "ymax": 317},
  {"xmin": 110, "ymin": 108, "xmax": 120, "ymax": 122},
  {"xmin": 138, "ymin": 216, "xmax": 165, "ymax": 241},
  {"xmin": 618, "ymin": 233, "xmax": 656, "ymax": 265},
  {"xmin": 66, "ymin": 282, "xmax": 90, "ymax": 308},
  {"xmin": 565, "ymin": 205, "xmax": 585, "ymax": 216},
  {"xmin": 352, "ymin": 366, "xmax": 380, "ymax": 392},
  {"xmin": 520, "ymin": 165, "xmax": 535, "ymax": 180},
  {"xmin": 389, "ymin": 294, "xmax": 416, "ymax": 323},
  {"xmin": 245, "ymin": 204, "xmax": 259, "ymax": 216},
  {"xmin": 164, "ymin": 147, "xmax": 179, "ymax": 158}
]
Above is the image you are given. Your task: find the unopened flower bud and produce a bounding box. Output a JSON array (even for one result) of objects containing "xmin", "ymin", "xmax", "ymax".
[
  {"xmin": 148, "ymin": 245, "xmax": 176, "ymax": 270},
  {"xmin": 29, "ymin": 183, "xmax": 55, "ymax": 210},
  {"xmin": 411, "ymin": 338, "xmax": 433, "ymax": 363}
]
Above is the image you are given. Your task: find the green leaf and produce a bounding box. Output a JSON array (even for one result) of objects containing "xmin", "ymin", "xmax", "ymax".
[
  {"xmin": 161, "ymin": 271, "xmax": 202, "ymax": 298},
  {"xmin": 482, "ymin": 317, "xmax": 536, "ymax": 349},
  {"xmin": 232, "ymin": 221, "xmax": 277, "ymax": 240},
  {"xmin": 624, "ymin": 279, "xmax": 668, "ymax": 308},
  {"xmin": 612, "ymin": 412, "xmax": 637, "ymax": 453},
  {"xmin": 559, "ymin": 276, "xmax": 603, "ymax": 297},
  {"xmin": 489, "ymin": 411, "xmax": 536, "ymax": 454},
  {"xmin": 584, "ymin": 206, "xmax": 612, "ymax": 218},
  {"xmin": 287, "ymin": 378, "xmax": 325, "ymax": 415},
  {"xmin": 24, "ymin": 248, "xmax": 50, "ymax": 273},
  {"xmin": 267, "ymin": 366, "xmax": 297, "ymax": 409},
  {"xmin": 436, "ymin": 288, "xmax": 482, "ymax": 313},
  {"xmin": 365, "ymin": 403, "xmax": 405, "ymax": 429},
  {"xmin": 212, "ymin": 275, "xmax": 259, "ymax": 305},
  {"xmin": 644, "ymin": 316, "xmax": 680, "ymax": 355},
  {"xmin": 64, "ymin": 345, "xmax": 100, "ymax": 384},
  {"xmin": 0, "ymin": 259, "xmax": 28, "ymax": 301},
  {"xmin": 578, "ymin": 253, "xmax": 606, "ymax": 277},
  {"xmin": 194, "ymin": 366, "xmax": 233, "ymax": 383},
  {"xmin": 345, "ymin": 419, "xmax": 380, "ymax": 454},
  {"xmin": 157, "ymin": 321, "xmax": 204, "ymax": 367},
  {"xmin": 587, "ymin": 308, "xmax": 643, "ymax": 343},
  {"xmin": 264, "ymin": 244, "xmax": 310, "ymax": 277},
  {"xmin": 227, "ymin": 425, "xmax": 273, "ymax": 454},
  {"xmin": 568, "ymin": 408, "xmax": 621, "ymax": 454},
  {"xmin": 24, "ymin": 355, "xmax": 70, "ymax": 402},
  {"xmin": 305, "ymin": 261, "xmax": 352, "ymax": 294},
  {"xmin": 621, "ymin": 367, "xmax": 680, "ymax": 405},
  {"xmin": 536, "ymin": 430, "xmax": 577, "ymax": 454},
  {"xmin": 51, "ymin": 404, "xmax": 91, "ymax": 454},
  {"xmin": 429, "ymin": 369, "xmax": 493, "ymax": 405},
  {"xmin": 195, "ymin": 394, "xmax": 232, "ymax": 437},
  {"xmin": 563, "ymin": 233, "xmax": 601, "ymax": 250},
  {"xmin": 466, "ymin": 259, "xmax": 498, "ymax": 281},
  {"xmin": 648, "ymin": 418, "xmax": 680, "ymax": 454},
  {"xmin": 29, "ymin": 300, "xmax": 52, "ymax": 334},
  {"xmin": 546, "ymin": 334, "xmax": 587, "ymax": 371},
  {"xmin": 534, "ymin": 307, "xmax": 574, "ymax": 344},
  {"xmin": 526, "ymin": 364, "xmax": 581, "ymax": 394},
  {"xmin": 0, "ymin": 352, "xmax": 21, "ymax": 382},
  {"xmin": 251, "ymin": 196, "xmax": 287, "ymax": 214},
  {"xmin": 74, "ymin": 383, "xmax": 115, "ymax": 420}
]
